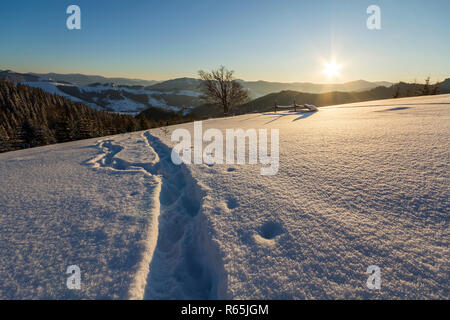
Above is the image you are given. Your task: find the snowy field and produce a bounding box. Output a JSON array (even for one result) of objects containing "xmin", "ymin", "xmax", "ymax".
[{"xmin": 0, "ymin": 94, "xmax": 448, "ymax": 299}]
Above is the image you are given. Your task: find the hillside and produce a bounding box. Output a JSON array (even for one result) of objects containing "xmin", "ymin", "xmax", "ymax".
[
  {"xmin": 1, "ymin": 70, "xmax": 394, "ymax": 113},
  {"xmin": 21, "ymin": 80, "xmax": 204, "ymax": 114},
  {"xmin": 8, "ymin": 70, "xmax": 159, "ymax": 87},
  {"xmin": 0, "ymin": 79, "xmax": 155, "ymax": 153},
  {"xmin": 0, "ymin": 70, "xmax": 203, "ymax": 114},
  {"xmin": 150, "ymin": 77, "xmax": 392, "ymax": 97},
  {"xmin": 235, "ymin": 80, "xmax": 448, "ymax": 114},
  {"xmin": 240, "ymin": 79, "xmax": 392, "ymax": 97},
  {"xmin": 0, "ymin": 94, "xmax": 448, "ymax": 299}
]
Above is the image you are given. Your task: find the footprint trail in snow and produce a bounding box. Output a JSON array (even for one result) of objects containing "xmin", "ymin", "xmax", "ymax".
[{"xmin": 88, "ymin": 131, "xmax": 222, "ymax": 300}]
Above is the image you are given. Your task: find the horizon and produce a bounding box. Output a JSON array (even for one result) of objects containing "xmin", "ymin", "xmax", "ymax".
[
  {"xmin": 0, "ymin": 68, "xmax": 441, "ymax": 86},
  {"xmin": 0, "ymin": 0, "xmax": 449, "ymax": 83}
]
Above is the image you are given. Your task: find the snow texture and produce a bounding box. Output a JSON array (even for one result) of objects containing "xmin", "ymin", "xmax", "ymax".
[
  {"xmin": 0, "ymin": 134, "xmax": 160, "ymax": 299},
  {"xmin": 150, "ymin": 94, "xmax": 450, "ymax": 299},
  {"xmin": 0, "ymin": 94, "xmax": 448, "ymax": 299}
]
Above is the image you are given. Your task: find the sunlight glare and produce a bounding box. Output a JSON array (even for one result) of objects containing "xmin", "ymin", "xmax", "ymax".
[{"xmin": 323, "ymin": 61, "xmax": 341, "ymax": 79}]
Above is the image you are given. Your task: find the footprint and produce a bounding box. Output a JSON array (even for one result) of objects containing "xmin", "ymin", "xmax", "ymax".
[
  {"xmin": 180, "ymin": 193, "xmax": 200, "ymax": 217},
  {"xmin": 226, "ymin": 198, "xmax": 239, "ymax": 210},
  {"xmin": 259, "ymin": 221, "xmax": 284, "ymax": 240}
]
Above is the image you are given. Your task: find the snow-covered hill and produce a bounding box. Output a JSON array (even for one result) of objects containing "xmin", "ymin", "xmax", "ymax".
[
  {"xmin": 21, "ymin": 80, "xmax": 203, "ymax": 114},
  {"xmin": 0, "ymin": 94, "xmax": 448, "ymax": 299},
  {"xmin": 1, "ymin": 70, "xmax": 396, "ymax": 114},
  {"xmin": 0, "ymin": 70, "xmax": 202, "ymax": 114}
]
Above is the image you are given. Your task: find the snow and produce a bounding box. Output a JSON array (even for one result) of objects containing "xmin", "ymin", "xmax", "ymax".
[
  {"xmin": 20, "ymin": 81, "xmax": 198, "ymax": 113},
  {"xmin": 150, "ymin": 94, "xmax": 450, "ymax": 299},
  {"xmin": 0, "ymin": 135, "xmax": 161, "ymax": 299},
  {"xmin": 22, "ymin": 81, "xmax": 84, "ymax": 102},
  {"xmin": 78, "ymin": 84, "xmax": 119, "ymax": 93},
  {"xmin": 22, "ymin": 81, "xmax": 101, "ymax": 110},
  {"xmin": 0, "ymin": 94, "xmax": 448, "ymax": 299},
  {"xmin": 78, "ymin": 84, "xmax": 200, "ymax": 98},
  {"xmin": 304, "ymin": 104, "xmax": 318, "ymax": 111},
  {"xmin": 177, "ymin": 90, "xmax": 203, "ymax": 97},
  {"xmin": 78, "ymin": 84, "xmax": 201, "ymax": 112},
  {"xmin": 103, "ymin": 95, "xmax": 148, "ymax": 113}
]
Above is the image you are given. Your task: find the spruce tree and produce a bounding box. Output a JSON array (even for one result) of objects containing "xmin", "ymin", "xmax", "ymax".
[
  {"xmin": 55, "ymin": 118, "xmax": 74, "ymax": 143},
  {"xmin": 393, "ymin": 85, "xmax": 400, "ymax": 98},
  {"xmin": 18, "ymin": 120, "xmax": 50, "ymax": 147},
  {"xmin": 432, "ymin": 82, "xmax": 440, "ymax": 95},
  {"xmin": 422, "ymin": 77, "xmax": 431, "ymax": 95}
]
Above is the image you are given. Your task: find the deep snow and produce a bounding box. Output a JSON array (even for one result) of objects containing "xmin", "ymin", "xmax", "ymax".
[
  {"xmin": 0, "ymin": 135, "xmax": 161, "ymax": 299},
  {"xmin": 0, "ymin": 94, "xmax": 448, "ymax": 299}
]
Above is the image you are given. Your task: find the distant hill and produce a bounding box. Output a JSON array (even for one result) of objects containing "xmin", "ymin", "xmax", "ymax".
[
  {"xmin": 1, "ymin": 70, "xmax": 395, "ymax": 114},
  {"xmin": 189, "ymin": 79, "xmax": 449, "ymax": 116},
  {"xmin": 4, "ymin": 69, "xmax": 447, "ymax": 118},
  {"xmin": 0, "ymin": 79, "xmax": 160, "ymax": 153},
  {"xmin": 30, "ymin": 72, "xmax": 160, "ymax": 87},
  {"xmin": 373, "ymin": 81, "xmax": 394, "ymax": 87},
  {"xmin": 148, "ymin": 77, "xmax": 393, "ymax": 97},
  {"xmin": 235, "ymin": 79, "xmax": 449, "ymax": 114},
  {"xmin": 0, "ymin": 71, "xmax": 204, "ymax": 114},
  {"xmin": 240, "ymin": 79, "xmax": 393, "ymax": 97},
  {"xmin": 0, "ymin": 70, "xmax": 40, "ymax": 82},
  {"xmin": 148, "ymin": 78, "xmax": 203, "ymax": 92},
  {"xmin": 438, "ymin": 78, "xmax": 450, "ymax": 92},
  {"xmin": 0, "ymin": 70, "xmax": 159, "ymax": 87}
]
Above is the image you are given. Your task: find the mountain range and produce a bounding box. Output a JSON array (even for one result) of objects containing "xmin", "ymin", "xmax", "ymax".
[
  {"xmin": 0, "ymin": 70, "xmax": 395, "ymax": 114},
  {"xmin": 3, "ymin": 69, "xmax": 448, "ymax": 119},
  {"xmin": 239, "ymin": 79, "xmax": 393, "ymax": 97},
  {"xmin": 233, "ymin": 79, "xmax": 450, "ymax": 114},
  {"xmin": 189, "ymin": 78, "xmax": 450, "ymax": 117},
  {"xmin": 0, "ymin": 70, "xmax": 392, "ymax": 92}
]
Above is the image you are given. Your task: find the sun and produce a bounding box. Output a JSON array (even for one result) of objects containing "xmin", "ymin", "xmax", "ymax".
[{"xmin": 322, "ymin": 61, "xmax": 341, "ymax": 79}]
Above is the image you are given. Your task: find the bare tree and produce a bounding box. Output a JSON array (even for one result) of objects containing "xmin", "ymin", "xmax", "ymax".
[{"xmin": 198, "ymin": 66, "xmax": 249, "ymax": 114}]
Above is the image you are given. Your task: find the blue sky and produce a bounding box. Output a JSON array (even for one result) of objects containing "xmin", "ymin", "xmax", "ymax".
[{"xmin": 0, "ymin": 0, "xmax": 449, "ymax": 83}]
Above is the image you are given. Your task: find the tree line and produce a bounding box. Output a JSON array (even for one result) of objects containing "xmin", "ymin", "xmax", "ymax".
[
  {"xmin": 392, "ymin": 77, "xmax": 440, "ymax": 98},
  {"xmin": 0, "ymin": 78, "xmax": 161, "ymax": 153}
]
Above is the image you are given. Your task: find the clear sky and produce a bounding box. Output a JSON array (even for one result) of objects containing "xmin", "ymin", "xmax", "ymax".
[{"xmin": 0, "ymin": 0, "xmax": 449, "ymax": 83}]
